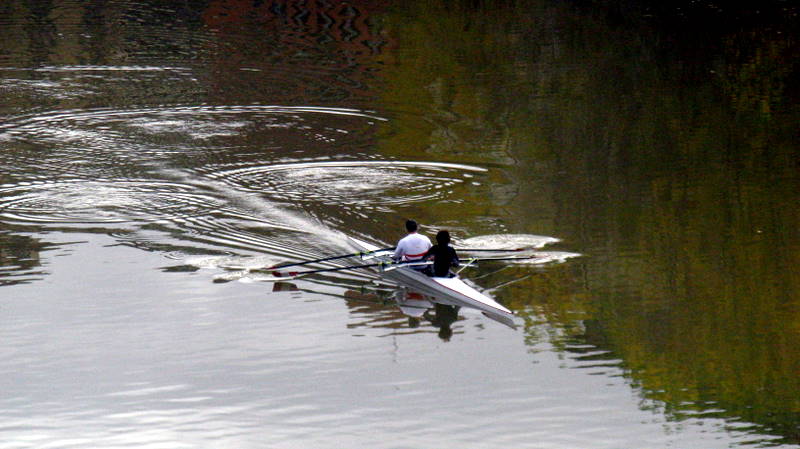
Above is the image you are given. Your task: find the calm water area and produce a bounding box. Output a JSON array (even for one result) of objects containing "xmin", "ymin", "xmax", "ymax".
[{"xmin": 1, "ymin": 1, "xmax": 799, "ymax": 448}]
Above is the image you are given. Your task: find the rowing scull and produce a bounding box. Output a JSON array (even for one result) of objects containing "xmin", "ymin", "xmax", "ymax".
[{"xmin": 348, "ymin": 236, "xmax": 515, "ymax": 326}]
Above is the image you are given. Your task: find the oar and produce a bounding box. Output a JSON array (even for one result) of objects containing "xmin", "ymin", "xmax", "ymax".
[
  {"xmin": 272, "ymin": 255, "xmax": 537, "ymax": 279},
  {"xmin": 455, "ymin": 247, "xmax": 529, "ymax": 252},
  {"xmin": 270, "ymin": 247, "xmax": 523, "ymax": 271},
  {"xmin": 464, "ymin": 255, "xmax": 538, "ymax": 262},
  {"xmin": 456, "ymin": 255, "xmax": 540, "ymax": 274},
  {"xmin": 270, "ymin": 247, "xmax": 395, "ymax": 270},
  {"xmin": 271, "ymin": 260, "xmax": 431, "ymax": 279}
]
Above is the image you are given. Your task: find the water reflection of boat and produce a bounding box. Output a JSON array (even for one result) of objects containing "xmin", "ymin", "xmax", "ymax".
[
  {"xmin": 343, "ymin": 288, "xmax": 463, "ymax": 339},
  {"xmin": 274, "ymin": 275, "xmax": 510, "ymax": 334},
  {"xmin": 393, "ymin": 290, "xmax": 431, "ymax": 318},
  {"xmin": 0, "ymin": 234, "xmax": 45, "ymax": 287},
  {"xmin": 348, "ymin": 236, "xmax": 516, "ymax": 328}
]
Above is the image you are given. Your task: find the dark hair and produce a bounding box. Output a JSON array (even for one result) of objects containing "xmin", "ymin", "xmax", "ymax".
[
  {"xmin": 405, "ymin": 220, "xmax": 418, "ymax": 232},
  {"xmin": 436, "ymin": 230, "xmax": 451, "ymax": 245}
]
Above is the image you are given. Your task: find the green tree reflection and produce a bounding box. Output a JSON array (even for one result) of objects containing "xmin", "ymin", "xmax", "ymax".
[{"xmin": 376, "ymin": 0, "xmax": 800, "ymax": 443}]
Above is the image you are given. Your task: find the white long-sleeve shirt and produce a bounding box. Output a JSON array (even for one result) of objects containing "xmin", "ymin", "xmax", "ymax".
[{"xmin": 394, "ymin": 232, "xmax": 432, "ymax": 261}]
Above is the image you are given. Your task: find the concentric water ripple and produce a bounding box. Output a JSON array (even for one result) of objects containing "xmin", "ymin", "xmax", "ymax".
[
  {"xmin": 0, "ymin": 104, "xmax": 386, "ymax": 185},
  {"xmin": 0, "ymin": 103, "xmax": 417, "ymax": 260},
  {"xmin": 0, "ymin": 105, "xmax": 385, "ymax": 143},
  {"xmin": 0, "ymin": 179, "xmax": 227, "ymax": 225},
  {"xmin": 203, "ymin": 160, "xmax": 487, "ymax": 212},
  {"xmin": 0, "ymin": 101, "xmax": 498, "ymax": 273}
]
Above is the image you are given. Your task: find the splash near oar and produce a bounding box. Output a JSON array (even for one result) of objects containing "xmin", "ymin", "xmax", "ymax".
[{"xmin": 456, "ymin": 234, "xmax": 560, "ymax": 251}]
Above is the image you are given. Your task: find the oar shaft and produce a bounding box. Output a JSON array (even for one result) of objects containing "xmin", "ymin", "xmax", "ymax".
[
  {"xmin": 273, "ymin": 262, "xmax": 381, "ymax": 277},
  {"xmin": 454, "ymin": 254, "xmax": 537, "ymax": 274},
  {"xmin": 270, "ymin": 247, "xmax": 521, "ymax": 271},
  {"xmin": 456, "ymin": 247, "xmax": 526, "ymax": 252},
  {"xmin": 465, "ymin": 255, "xmax": 537, "ymax": 262},
  {"xmin": 272, "ymin": 259, "xmax": 432, "ymax": 278},
  {"xmin": 270, "ymin": 247, "xmax": 395, "ymax": 270},
  {"xmin": 272, "ymin": 255, "xmax": 535, "ymax": 278}
]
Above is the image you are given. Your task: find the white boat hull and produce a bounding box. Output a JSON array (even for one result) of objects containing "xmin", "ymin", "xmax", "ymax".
[{"xmin": 348, "ymin": 237, "xmax": 514, "ymax": 325}]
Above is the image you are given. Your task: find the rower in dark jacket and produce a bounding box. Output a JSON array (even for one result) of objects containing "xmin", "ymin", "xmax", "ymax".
[{"xmin": 422, "ymin": 230, "xmax": 459, "ymax": 277}]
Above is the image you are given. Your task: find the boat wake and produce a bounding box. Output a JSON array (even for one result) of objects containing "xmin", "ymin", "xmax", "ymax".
[
  {"xmin": 457, "ymin": 234, "xmax": 580, "ymax": 265},
  {"xmin": 456, "ymin": 233, "xmax": 560, "ymax": 250},
  {"xmin": 0, "ymin": 99, "xmax": 579, "ymax": 295}
]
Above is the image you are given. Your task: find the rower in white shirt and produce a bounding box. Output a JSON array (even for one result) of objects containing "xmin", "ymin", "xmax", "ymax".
[{"xmin": 394, "ymin": 220, "xmax": 432, "ymax": 264}]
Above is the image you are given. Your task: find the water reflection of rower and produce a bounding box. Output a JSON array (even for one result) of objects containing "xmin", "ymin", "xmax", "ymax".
[
  {"xmin": 393, "ymin": 290, "xmax": 459, "ymax": 340},
  {"xmin": 339, "ymin": 286, "xmax": 461, "ymax": 339},
  {"xmin": 424, "ymin": 303, "xmax": 460, "ymax": 341}
]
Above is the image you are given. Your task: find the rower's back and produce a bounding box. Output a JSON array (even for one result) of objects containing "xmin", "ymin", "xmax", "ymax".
[
  {"xmin": 394, "ymin": 219, "xmax": 431, "ymax": 262},
  {"xmin": 424, "ymin": 230, "xmax": 459, "ymax": 277}
]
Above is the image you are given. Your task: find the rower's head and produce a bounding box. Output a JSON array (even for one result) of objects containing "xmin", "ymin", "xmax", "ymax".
[
  {"xmin": 436, "ymin": 230, "xmax": 451, "ymax": 245},
  {"xmin": 405, "ymin": 220, "xmax": 418, "ymax": 233}
]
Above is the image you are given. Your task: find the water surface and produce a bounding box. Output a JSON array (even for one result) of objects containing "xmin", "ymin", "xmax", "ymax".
[{"xmin": 1, "ymin": 0, "xmax": 798, "ymax": 447}]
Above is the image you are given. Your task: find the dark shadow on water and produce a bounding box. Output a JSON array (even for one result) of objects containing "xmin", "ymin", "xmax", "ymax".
[{"xmin": 0, "ymin": 230, "xmax": 46, "ymax": 286}]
